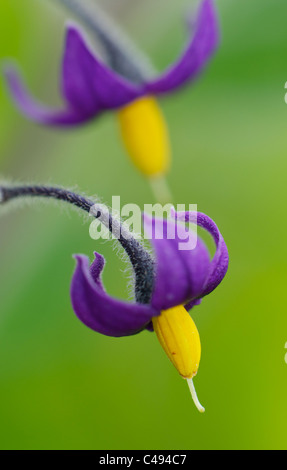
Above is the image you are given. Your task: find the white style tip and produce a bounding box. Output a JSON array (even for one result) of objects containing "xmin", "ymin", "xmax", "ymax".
[{"xmin": 187, "ymin": 378, "xmax": 205, "ymax": 413}]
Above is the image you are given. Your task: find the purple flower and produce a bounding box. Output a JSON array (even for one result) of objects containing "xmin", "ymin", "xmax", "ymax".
[
  {"xmin": 4, "ymin": 0, "xmax": 219, "ymax": 127},
  {"xmin": 70, "ymin": 209, "xmax": 228, "ymax": 338},
  {"xmin": 0, "ymin": 184, "xmax": 228, "ymax": 411}
]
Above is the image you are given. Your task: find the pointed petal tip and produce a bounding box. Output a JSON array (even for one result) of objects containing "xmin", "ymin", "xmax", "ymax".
[
  {"xmin": 73, "ymin": 253, "xmax": 87, "ymax": 262},
  {"xmin": 64, "ymin": 20, "xmax": 87, "ymax": 42},
  {"xmin": 145, "ymin": 0, "xmax": 220, "ymax": 95},
  {"xmin": 3, "ymin": 61, "xmax": 23, "ymax": 89},
  {"xmin": 3, "ymin": 60, "xmax": 90, "ymax": 126}
]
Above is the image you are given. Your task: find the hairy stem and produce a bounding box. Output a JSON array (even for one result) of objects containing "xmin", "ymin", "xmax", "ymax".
[
  {"xmin": 0, "ymin": 184, "xmax": 155, "ymax": 304},
  {"xmin": 0, "ymin": 185, "xmax": 94, "ymax": 212}
]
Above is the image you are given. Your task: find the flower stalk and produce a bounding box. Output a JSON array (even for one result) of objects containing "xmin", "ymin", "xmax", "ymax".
[{"xmin": 0, "ymin": 184, "xmax": 155, "ymax": 305}]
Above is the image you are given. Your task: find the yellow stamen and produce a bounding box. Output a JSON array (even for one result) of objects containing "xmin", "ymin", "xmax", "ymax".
[
  {"xmin": 117, "ymin": 96, "xmax": 171, "ymax": 178},
  {"xmin": 152, "ymin": 305, "xmax": 205, "ymax": 413}
]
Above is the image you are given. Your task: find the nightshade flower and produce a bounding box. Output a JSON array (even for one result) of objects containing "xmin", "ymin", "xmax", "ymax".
[
  {"xmin": 4, "ymin": 0, "xmax": 219, "ymax": 186},
  {"xmin": 0, "ymin": 184, "xmax": 228, "ymax": 412}
]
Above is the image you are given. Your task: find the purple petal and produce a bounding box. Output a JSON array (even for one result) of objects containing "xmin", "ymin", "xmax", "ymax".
[
  {"xmin": 144, "ymin": 0, "xmax": 219, "ymax": 94},
  {"xmin": 143, "ymin": 214, "xmax": 211, "ymax": 311},
  {"xmin": 4, "ymin": 24, "xmax": 143, "ymax": 127},
  {"xmin": 61, "ymin": 24, "xmax": 142, "ymax": 116},
  {"xmin": 3, "ymin": 65, "xmax": 88, "ymax": 126},
  {"xmin": 172, "ymin": 210, "xmax": 229, "ymax": 298},
  {"xmin": 70, "ymin": 253, "xmax": 157, "ymax": 337}
]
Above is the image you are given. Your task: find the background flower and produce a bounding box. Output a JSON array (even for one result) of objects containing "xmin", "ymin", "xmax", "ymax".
[
  {"xmin": 3, "ymin": 0, "xmax": 219, "ymax": 195},
  {"xmin": 4, "ymin": 0, "xmax": 219, "ymax": 126}
]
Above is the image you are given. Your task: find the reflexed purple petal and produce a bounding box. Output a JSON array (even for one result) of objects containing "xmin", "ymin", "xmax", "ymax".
[
  {"xmin": 4, "ymin": 24, "xmax": 143, "ymax": 127},
  {"xmin": 144, "ymin": 0, "xmax": 219, "ymax": 95},
  {"xmin": 70, "ymin": 253, "xmax": 157, "ymax": 337},
  {"xmin": 61, "ymin": 24, "xmax": 143, "ymax": 115},
  {"xmin": 143, "ymin": 214, "xmax": 210, "ymax": 311},
  {"xmin": 172, "ymin": 210, "xmax": 229, "ymax": 298},
  {"xmin": 3, "ymin": 65, "xmax": 89, "ymax": 125}
]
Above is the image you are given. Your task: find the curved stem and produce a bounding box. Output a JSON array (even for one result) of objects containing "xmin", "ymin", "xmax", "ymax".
[
  {"xmin": 0, "ymin": 185, "xmax": 94, "ymax": 213},
  {"xmin": 0, "ymin": 184, "xmax": 155, "ymax": 304}
]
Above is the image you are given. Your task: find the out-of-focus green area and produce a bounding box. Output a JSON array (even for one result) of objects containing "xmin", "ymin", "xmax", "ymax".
[{"xmin": 0, "ymin": 0, "xmax": 287, "ymax": 450}]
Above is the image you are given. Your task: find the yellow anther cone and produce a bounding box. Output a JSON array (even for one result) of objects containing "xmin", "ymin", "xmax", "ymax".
[
  {"xmin": 118, "ymin": 96, "xmax": 171, "ymax": 180},
  {"xmin": 152, "ymin": 305, "xmax": 201, "ymax": 379},
  {"xmin": 152, "ymin": 305, "xmax": 205, "ymax": 413}
]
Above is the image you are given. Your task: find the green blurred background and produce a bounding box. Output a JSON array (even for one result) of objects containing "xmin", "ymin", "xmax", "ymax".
[{"xmin": 0, "ymin": 0, "xmax": 287, "ymax": 450}]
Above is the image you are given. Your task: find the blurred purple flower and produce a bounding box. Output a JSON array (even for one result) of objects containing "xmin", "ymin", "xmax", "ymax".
[
  {"xmin": 71, "ymin": 209, "xmax": 228, "ymax": 337},
  {"xmin": 4, "ymin": 0, "xmax": 219, "ymax": 127}
]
